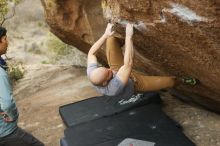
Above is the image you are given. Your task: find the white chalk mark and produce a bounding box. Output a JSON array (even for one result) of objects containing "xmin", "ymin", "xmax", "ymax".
[
  {"xmin": 116, "ymin": 19, "xmax": 148, "ymax": 32},
  {"xmin": 116, "ymin": 18, "xmax": 128, "ymax": 27},
  {"xmin": 134, "ymin": 21, "xmax": 148, "ymax": 32},
  {"xmin": 102, "ymin": 1, "xmax": 209, "ymax": 34},
  {"xmin": 163, "ymin": 2, "xmax": 209, "ymax": 24}
]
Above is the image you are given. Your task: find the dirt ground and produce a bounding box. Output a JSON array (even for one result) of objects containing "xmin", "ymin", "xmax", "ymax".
[
  {"xmin": 14, "ymin": 65, "xmax": 99, "ymax": 146},
  {"xmin": 162, "ymin": 93, "xmax": 220, "ymax": 146},
  {"xmin": 12, "ymin": 65, "xmax": 220, "ymax": 146}
]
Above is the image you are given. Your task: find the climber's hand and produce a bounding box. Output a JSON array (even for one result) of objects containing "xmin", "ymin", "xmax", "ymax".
[
  {"xmin": 126, "ymin": 23, "xmax": 134, "ymax": 38},
  {"xmin": 0, "ymin": 112, "xmax": 13, "ymax": 122},
  {"xmin": 104, "ymin": 23, "xmax": 115, "ymax": 37}
]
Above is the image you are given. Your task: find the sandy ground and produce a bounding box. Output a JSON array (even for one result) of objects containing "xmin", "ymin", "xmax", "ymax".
[
  {"xmin": 14, "ymin": 65, "xmax": 100, "ymax": 146},
  {"xmin": 162, "ymin": 93, "xmax": 220, "ymax": 146}
]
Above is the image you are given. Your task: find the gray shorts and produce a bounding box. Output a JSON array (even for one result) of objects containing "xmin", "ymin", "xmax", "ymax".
[{"xmin": 0, "ymin": 127, "xmax": 44, "ymax": 146}]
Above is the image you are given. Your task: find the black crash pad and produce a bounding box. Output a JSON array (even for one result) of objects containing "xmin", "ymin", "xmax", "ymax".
[
  {"xmin": 59, "ymin": 92, "xmax": 161, "ymax": 127},
  {"xmin": 63, "ymin": 104, "xmax": 195, "ymax": 146}
]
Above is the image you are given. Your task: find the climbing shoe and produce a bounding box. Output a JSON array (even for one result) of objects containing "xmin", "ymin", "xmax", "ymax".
[{"xmin": 181, "ymin": 77, "xmax": 199, "ymax": 86}]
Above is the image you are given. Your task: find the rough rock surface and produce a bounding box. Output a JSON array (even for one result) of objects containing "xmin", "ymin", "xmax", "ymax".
[{"xmin": 41, "ymin": 0, "xmax": 220, "ymax": 112}]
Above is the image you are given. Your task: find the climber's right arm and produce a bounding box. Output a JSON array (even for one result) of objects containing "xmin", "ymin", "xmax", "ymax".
[
  {"xmin": 87, "ymin": 23, "xmax": 114, "ymax": 65},
  {"xmin": 116, "ymin": 23, "xmax": 134, "ymax": 85}
]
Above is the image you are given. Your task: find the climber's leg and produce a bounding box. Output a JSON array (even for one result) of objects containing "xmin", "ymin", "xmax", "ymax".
[
  {"xmin": 131, "ymin": 71, "xmax": 199, "ymax": 92},
  {"xmin": 131, "ymin": 71, "xmax": 176, "ymax": 92},
  {"xmin": 106, "ymin": 36, "xmax": 124, "ymax": 71}
]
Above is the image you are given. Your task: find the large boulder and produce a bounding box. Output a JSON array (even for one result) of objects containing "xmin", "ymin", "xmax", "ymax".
[{"xmin": 41, "ymin": 0, "xmax": 220, "ymax": 112}]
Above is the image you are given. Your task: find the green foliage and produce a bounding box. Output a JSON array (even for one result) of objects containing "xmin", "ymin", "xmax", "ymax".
[
  {"xmin": 0, "ymin": 0, "xmax": 8, "ymax": 18},
  {"xmin": 37, "ymin": 21, "xmax": 43, "ymax": 27},
  {"xmin": 8, "ymin": 63, "xmax": 24, "ymax": 81},
  {"xmin": 0, "ymin": 0, "xmax": 22, "ymax": 25},
  {"xmin": 41, "ymin": 60, "xmax": 50, "ymax": 64},
  {"xmin": 46, "ymin": 32, "xmax": 87, "ymax": 66},
  {"xmin": 47, "ymin": 32, "xmax": 72, "ymax": 56},
  {"xmin": 26, "ymin": 42, "xmax": 42, "ymax": 54},
  {"xmin": 12, "ymin": 0, "xmax": 22, "ymax": 5}
]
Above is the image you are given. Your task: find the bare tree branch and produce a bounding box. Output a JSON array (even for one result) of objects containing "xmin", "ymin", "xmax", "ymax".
[{"xmin": 0, "ymin": 2, "xmax": 16, "ymax": 26}]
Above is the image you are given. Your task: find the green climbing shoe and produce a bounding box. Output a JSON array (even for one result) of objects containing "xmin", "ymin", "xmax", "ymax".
[{"xmin": 181, "ymin": 77, "xmax": 198, "ymax": 86}]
